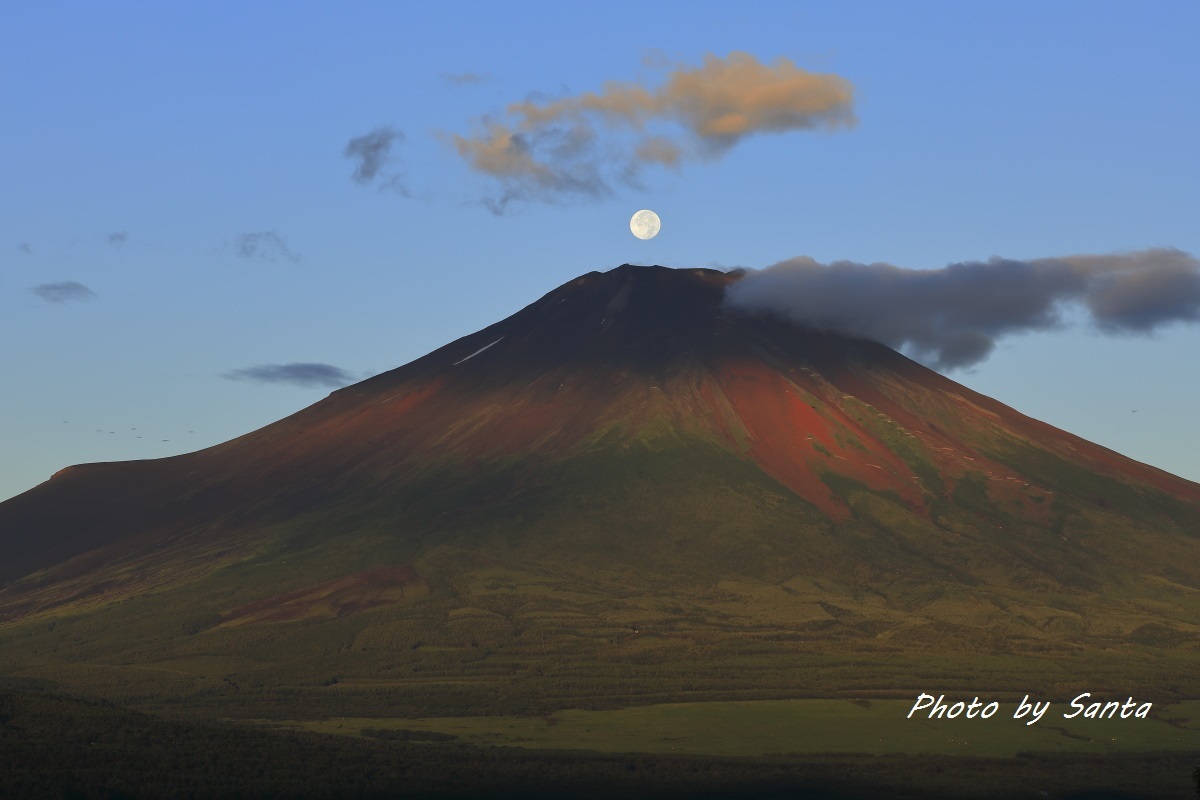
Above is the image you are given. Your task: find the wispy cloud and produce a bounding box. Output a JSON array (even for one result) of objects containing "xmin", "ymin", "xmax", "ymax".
[
  {"xmin": 221, "ymin": 362, "xmax": 356, "ymax": 388},
  {"xmin": 31, "ymin": 281, "xmax": 97, "ymax": 303},
  {"xmin": 443, "ymin": 72, "xmax": 488, "ymax": 86},
  {"xmin": 233, "ymin": 231, "xmax": 300, "ymax": 263},
  {"xmin": 725, "ymin": 248, "xmax": 1200, "ymax": 370},
  {"xmin": 344, "ymin": 126, "xmax": 408, "ymax": 194},
  {"xmin": 448, "ymin": 52, "xmax": 855, "ymax": 212}
]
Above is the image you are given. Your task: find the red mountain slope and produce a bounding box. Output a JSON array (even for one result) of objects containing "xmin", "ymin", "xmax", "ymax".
[{"xmin": 1, "ymin": 264, "xmax": 1198, "ymax": 616}]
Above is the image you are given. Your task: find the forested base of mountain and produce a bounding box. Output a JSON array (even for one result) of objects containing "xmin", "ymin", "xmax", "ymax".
[{"xmin": 2, "ymin": 689, "xmax": 1198, "ymax": 799}]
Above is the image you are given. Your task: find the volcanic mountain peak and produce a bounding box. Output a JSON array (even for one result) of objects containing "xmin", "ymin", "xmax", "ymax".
[
  {"xmin": 1, "ymin": 263, "xmax": 1199, "ymax": 652},
  {"xmin": 366, "ymin": 263, "xmax": 738, "ymax": 387}
]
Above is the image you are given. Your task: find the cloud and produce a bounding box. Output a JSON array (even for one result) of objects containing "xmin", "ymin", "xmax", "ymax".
[
  {"xmin": 107, "ymin": 231, "xmax": 128, "ymax": 248},
  {"xmin": 31, "ymin": 281, "xmax": 97, "ymax": 303},
  {"xmin": 448, "ymin": 52, "xmax": 854, "ymax": 211},
  {"xmin": 234, "ymin": 231, "xmax": 300, "ymax": 263},
  {"xmin": 443, "ymin": 72, "xmax": 488, "ymax": 86},
  {"xmin": 221, "ymin": 363, "xmax": 356, "ymax": 389},
  {"xmin": 17, "ymin": 242, "xmax": 32, "ymax": 254},
  {"xmin": 344, "ymin": 126, "xmax": 407, "ymax": 194},
  {"xmin": 724, "ymin": 248, "xmax": 1200, "ymax": 370}
]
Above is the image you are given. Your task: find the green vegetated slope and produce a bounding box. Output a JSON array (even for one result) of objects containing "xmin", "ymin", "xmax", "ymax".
[{"xmin": 1, "ymin": 419, "xmax": 1197, "ymax": 722}]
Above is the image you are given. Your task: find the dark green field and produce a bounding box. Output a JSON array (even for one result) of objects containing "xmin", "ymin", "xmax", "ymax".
[
  {"xmin": 287, "ymin": 698, "xmax": 1200, "ymax": 759},
  {"xmin": 3, "ymin": 688, "xmax": 1198, "ymax": 799}
]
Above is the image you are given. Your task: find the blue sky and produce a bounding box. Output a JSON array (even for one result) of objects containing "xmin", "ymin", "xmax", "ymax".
[{"xmin": 3, "ymin": 1, "xmax": 1199, "ymax": 501}]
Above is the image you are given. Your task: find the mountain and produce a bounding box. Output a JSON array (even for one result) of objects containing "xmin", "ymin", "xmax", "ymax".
[{"xmin": 1, "ymin": 264, "xmax": 1199, "ymax": 717}]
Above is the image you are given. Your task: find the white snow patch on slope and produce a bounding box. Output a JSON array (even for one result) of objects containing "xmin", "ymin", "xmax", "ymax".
[{"xmin": 453, "ymin": 337, "xmax": 504, "ymax": 366}]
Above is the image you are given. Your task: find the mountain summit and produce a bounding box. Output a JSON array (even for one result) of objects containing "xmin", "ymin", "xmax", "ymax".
[{"xmin": 2, "ymin": 264, "xmax": 1199, "ymax": 711}]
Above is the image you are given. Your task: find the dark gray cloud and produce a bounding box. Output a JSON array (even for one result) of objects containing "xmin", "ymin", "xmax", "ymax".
[
  {"xmin": 234, "ymin": 231, "xmax": 300, "ymax": 263},
  {"xmin": 724, "ymin": 248, "xmax": 1200, "ymax": 370},
  {"xmin": 31, "ymin": 281, "xmax": 96, "ymax": 303},
  {"xmin": 17, "ymin": 241, "xmax": 32, "ymax": 254},
  {"xmin": 449, "ymin": 52, "xmax": 854, "ymax": 212},
  {"xmin": 107, "ymin": 231, "xmax": 128, "ymax": 248},
  {"xmin": 222, "ymin": 362, "xmax": 355, "ymax": 388},
  {"xmin": 443, "ymin": 72, "xmax": 488, "ymax": 86},
  {"xmin": 344, "ymin": 126, "xmax": 407, "ymax": 194}
]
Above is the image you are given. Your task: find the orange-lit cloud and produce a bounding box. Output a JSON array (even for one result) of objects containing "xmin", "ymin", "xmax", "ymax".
[{"xmin": 449, "ymin": 52, "xmax": 855, "ymax": 212}]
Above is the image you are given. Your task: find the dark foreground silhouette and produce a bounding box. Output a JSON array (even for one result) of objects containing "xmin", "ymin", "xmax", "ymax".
[{"xmin": 1, "ymin": 689, "xmax": 1196, "ymax": 799}]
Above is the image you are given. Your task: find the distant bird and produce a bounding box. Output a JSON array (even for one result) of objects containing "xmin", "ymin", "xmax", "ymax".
[
  {"xmin": 1132, "ymin": 410, "xmax": 1138, "ymax": 413},
  {"xmin": 137, "ymin": 436, "xmax": 142, "ymax": 439},
  {"xmin": 162, "ymin": 439, "xmax": 170, "ymax": 442}
]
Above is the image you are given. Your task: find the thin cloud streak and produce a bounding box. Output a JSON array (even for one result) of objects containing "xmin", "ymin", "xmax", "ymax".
[
  {"xmin": 31, "ymin": 281, "xmax": 96, "ymax": 303},
  {"xmin": 233, "ymin": 231, "xmax": 300, "ymax": 263},
  {"xmin": 448, "ymin": 52, "xmax": 854, "ymax": 212},
  {"xmin": 725, "ymin": 248, "xmax": 1200, "ymax": 370},
  {"xmin": 442, "ymin": 72, "xmax": 488, "ymax": 86},
  {"xmin": 222, "ymin": 363, "xmax": 356, "ymax": 389}
]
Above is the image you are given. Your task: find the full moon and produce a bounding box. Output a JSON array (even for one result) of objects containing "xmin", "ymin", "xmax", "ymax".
[{"xmin": 630, "ymin": 209, "xmax": 661, "ymax": 240}]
